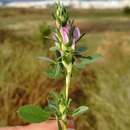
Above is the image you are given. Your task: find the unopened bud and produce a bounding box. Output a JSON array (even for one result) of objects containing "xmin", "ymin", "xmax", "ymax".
[{"xmin": 53, "ymin": 2, "xmax": 69, "ymax": 26}]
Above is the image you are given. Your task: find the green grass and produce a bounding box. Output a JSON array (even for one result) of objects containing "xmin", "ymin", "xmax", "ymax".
[{"xmin": 0, "ymin": 8, "xmax": 130, "ymax": 130}]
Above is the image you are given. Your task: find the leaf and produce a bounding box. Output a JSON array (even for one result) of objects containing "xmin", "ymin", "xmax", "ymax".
[
  {"xmin": 49, "ymin": 46, "xmax": 59, "ymax": 51},
  {"xmin": 75, "ymin": 47, "xmax": 87, "ymax": 53},
  {"xmin": 18, "ymin": 105, "xmax": 50, "ymax": 123},
  {"xmin": 43, "ymin": 36, "xmax": 54, "ymax": 42},
  {"xmin": 47, "ymin": 102, "xmax": 58, "ymax": 115},
  {"xmin": 37, "ymin": 56, "xmax": 55, "ymax": 64},
  {"xmin": 50, "ymin": 91, "xmax": 58, "ymax": 99},
  {"xmin": 83, "ymin": 53, "xmax": 102, "ymax": 63},
  {"xmin": 45, "ymin": 63, "xmax": 63, "ymax": 79},
  {"xmin": 72, "ymin": 106, "xmax": 89, "ymax": 117},
  {"xmin": 75, "ymin": 53, "xmax": 102, "ymax": 69},
  {"xmin": 67, "ymin": 98, "xmax": 72, "ymax": 107}
]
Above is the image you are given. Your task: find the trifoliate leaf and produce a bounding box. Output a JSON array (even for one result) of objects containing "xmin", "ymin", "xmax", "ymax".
[
  {"xmin": 18, "ymin": 105, "xmax": 50, "ymax": 123},
  {"xmin": 72, "ymin": 106, "xmax": 89, "ymax": 117}
]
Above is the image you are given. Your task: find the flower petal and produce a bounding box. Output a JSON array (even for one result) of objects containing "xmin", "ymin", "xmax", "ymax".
[
  {"xmin": 60, "ymin": 27, "xmax": 69, "ymax": 44},
  {"xmin": 73, "ymin": 27, "xmax": 81, "ymax": 42}
]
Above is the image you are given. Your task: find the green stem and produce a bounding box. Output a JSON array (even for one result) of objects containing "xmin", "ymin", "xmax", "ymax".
[
  {"xmin": 60, "ymin": 61, "xmax": 72, "ymax": 130},
  {"xmin": 65, "ymin": 63, "xmax": 72, "ymax": 101},
  {"xmin": 59, "ymin": 120, "xmax": 68, "ymax": 130}
]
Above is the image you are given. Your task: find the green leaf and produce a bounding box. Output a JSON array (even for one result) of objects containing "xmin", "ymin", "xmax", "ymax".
[
  {"xmin": 75, "ymin": 47, "xmax": 87, "ymax": 53},
  {"xmin": 45, "ymin": 63, "xmax": 63, "ymax": 79},
  {"xmin": 18, "ymin": 105, "xmax": 50, "ymax": 123},
  {"xmin": 45, "ymin": 69, "xmax": 62, "ymax": 79},
  {"xmin": 72, "ymin": 106, "xmax": 89, "ymax": 117},
  {"xmin": 49, "ymin": 91, "xmax": 60, "ymax": 103},
  {"xmin": 47, "ymin": 102, "xmax": 58, "ymax": 115},
  {"xmin": 75, "ymin": 53, "xmax": 102, "ymax": 69},
  {"xmin": 49, "ymin": 46, "xmax": 59, "ymax": 51},
  {"xmin": 37, "ymin": 56, "xmax": 55, "ymax": 64},
  {"xmin": 43, "ymin": 36, "xmax": 54, "ymax": 42}
]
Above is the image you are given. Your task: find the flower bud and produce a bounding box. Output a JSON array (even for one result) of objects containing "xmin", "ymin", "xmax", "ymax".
[
  {"xmin": 73, "ymin": 27, "xmax": 80, "ymax": 42},
  {"xmin": 54, "ymin": 2, "xmax": 69, "ymax": 26},
  {"xmin": 72, "ymin": 27, "xmax": 81, "ymax": 50}
]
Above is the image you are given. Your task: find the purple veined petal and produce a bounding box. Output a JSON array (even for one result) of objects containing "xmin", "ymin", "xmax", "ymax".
[
  {"xmin": 73, "ymin": 27, "xmax": 81, "ymax": 42},
  {"xmin": 60, "ymin": 27, "xmax": 69, "ymax": 44}
]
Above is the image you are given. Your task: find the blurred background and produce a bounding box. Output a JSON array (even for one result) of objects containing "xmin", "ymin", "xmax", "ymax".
[{"xmin": 0, "ymin": 0, "xmax": 130, "ymax": 130}]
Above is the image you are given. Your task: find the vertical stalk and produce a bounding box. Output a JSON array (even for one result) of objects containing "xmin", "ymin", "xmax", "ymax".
[
  {"xmin": 59, "ymin": 62, "xmax": 72, "ymax": 130},
  {"xmin": 59, "ymin": 120, "xmax": 68, "ymax": 130},
  {"xmin": 65, "ymin": 63, "xmax": 72, "ymax": 101}
]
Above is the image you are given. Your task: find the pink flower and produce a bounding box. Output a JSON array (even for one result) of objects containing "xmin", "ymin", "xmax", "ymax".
[
  {"xmin": 60, "ymin": 26, "xmax": 69, "ymax": 44},
  {"xmin": 72, "ymin": 27, "xmax": 81, "ymax": 49},
  {"xmin": 73, "ymin": 27, "xmax": 80, "ymax": 41},
  {"xmin": 60, "ymin": 26, "xmax": 81, "ymax": 49}
]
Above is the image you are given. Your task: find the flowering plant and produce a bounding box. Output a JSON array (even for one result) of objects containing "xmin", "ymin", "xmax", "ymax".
[{"xmin": 18, "ymin": 1, "xmax": 101, "ymax": 130}]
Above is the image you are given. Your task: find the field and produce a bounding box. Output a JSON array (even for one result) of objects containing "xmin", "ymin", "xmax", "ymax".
[{"xmin": 0, "ymin": 7, "xmax": 130, "ymax": 130}]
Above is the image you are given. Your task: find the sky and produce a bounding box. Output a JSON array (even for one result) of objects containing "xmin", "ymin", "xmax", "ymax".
[
  {"xmin": 0, "ymin": 0, "xmax": 122, "ymax": 2},
  {"xmin": 0, "ymin": 0, "xmax": 111, "ymax": 1}
]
